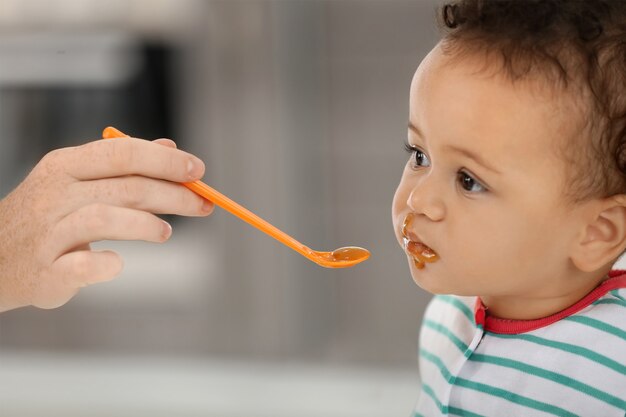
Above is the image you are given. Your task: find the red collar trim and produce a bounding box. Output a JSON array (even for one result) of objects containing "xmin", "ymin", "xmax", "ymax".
[{"xmin": 474, "ymin": 270, "xmax": 626, "ymax": 334}]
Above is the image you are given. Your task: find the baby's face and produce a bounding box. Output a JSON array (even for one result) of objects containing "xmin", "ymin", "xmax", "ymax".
[{"xmin": 392, "ymin": 44, "xmax": 585, "ymax": 297}]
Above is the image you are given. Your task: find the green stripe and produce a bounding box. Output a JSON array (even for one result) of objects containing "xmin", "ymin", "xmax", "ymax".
[
  {"xmin": 563, "ymin": 316, "xmax": 626, "ymax": 341},
  {"xmin": 437, "ymin": 295, "xmax": 474, "ymax": 324},
  {"xmin": 423, "ymin": 320, "xmax": 626, "ymax": 408},
  {"xmin": 489, "ymin": 332, "xmax": 626, "ymax": 375},
  {"xmin": 412, "ymin": 413, "xmax": 426, "ymax": 417},
  {"xmin": 421, "ymin": 349, "xmax": 579, "ymax": 417},
  {"xmin": 593, "ymin": 298, "xmax": 626, "ymax": 307},
  {"xmin": 423, "ymin": 319, "xmax": 626, "ymax": 410},
  {"xmin": 610, "ymin": 289, "xmax": 626, "ymax": 302},
  {"xmin": 426, "ymin": 319, "xmax": 626, "ymax": 376},
  {"xmin": 421, "ymin": 383, "xmax": 444, "ymax": 412},
  {"xmin": 420, "ymin": 383, "xmax": 487, "ymax": 417},
  {"xmin": 454, "ymin": 378, "xmax": 578, "ymax": 417},
  {"xmin": 448, "ymin": 406, "xmax": 488, "ymax": 417},
  {"xmin": 471, "ymin": 353, "xmax": 626, "ymax": 409},
  {"xmin": 423, "ymin": 319, "xmax": 470, "ymax": 354},
  {"xmin": 420, "ymin": 349, "xmax": 455, "ymax": 381}
]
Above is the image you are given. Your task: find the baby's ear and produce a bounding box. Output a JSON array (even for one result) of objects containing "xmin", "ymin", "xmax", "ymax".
[{"xmin": 571, "ymin": 194, "xmax": 626, "ymax": 272}]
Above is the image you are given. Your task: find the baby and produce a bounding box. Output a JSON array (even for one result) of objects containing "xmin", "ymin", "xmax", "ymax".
[{"xmin": 392, "ymin": 0, "xmax": 626, "ymax": 415}]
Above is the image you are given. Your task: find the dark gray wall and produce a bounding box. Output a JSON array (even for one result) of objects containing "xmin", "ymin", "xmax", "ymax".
[{"xmin": 0, "ymin": 0, "xmax": 441, "ymax": 368}]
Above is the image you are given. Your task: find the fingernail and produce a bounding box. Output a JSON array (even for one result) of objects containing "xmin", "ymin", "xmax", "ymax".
[
  {"xmin": 201, "ymin": 199, "xmax": 214, "ymax": 214},
  {"xmin": 187, "ymin": 157, "xmax": 204, "ymax": 180},
  {"xmin": 162, "ymin": 221, "xmax": 172, "ymax": 240}
]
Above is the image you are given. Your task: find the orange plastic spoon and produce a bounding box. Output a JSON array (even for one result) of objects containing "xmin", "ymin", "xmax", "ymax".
[{"xmin": 102, "ymin": 126, "xmax": 370, "ymax": 268}]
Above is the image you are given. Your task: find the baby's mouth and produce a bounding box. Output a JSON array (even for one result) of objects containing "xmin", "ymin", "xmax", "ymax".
[{"xmin": 402, "ymin": 213, "xmax": 439, "ymax": 269}]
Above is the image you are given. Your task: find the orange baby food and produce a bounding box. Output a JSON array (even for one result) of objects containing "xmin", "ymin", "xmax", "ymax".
[{"xmin": 402, "ymin": 213, "xmax": 439, "ymax": 269}]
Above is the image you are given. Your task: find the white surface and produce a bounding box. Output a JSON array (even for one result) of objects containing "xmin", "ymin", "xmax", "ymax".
[
  {"xmin": 0, "ymin": 32, "xmax": 141, "ymax": 87},
  {"xmin": 0, "ymin": 351, "xmax": 419, "ymax": 417},
  {"xmin": 84, "ymin": 223, "xmax": 219, "ymax": 308},
  {"xmin": 0, "ymin": 0, "xmax": 205, "ymax": 36}
]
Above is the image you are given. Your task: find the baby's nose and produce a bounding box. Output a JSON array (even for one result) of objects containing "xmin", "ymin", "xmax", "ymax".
[{"xmin": 406, "ymin": 176, "xmax": 445, "ymax": 221}]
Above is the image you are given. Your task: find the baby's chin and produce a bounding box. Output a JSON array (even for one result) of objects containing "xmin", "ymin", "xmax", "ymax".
[
  {"xmin": 407, "ymin": 258, "xmax": 478, "ymax": 296},
  {"xmin": 408, "ymin": 256, "xmax": 445, "ymax": 293}
]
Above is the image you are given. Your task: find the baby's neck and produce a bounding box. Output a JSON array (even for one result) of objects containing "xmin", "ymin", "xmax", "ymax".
[{"xmin": 479, "ymin": 270, "xmax": 610, "ymax": 321}]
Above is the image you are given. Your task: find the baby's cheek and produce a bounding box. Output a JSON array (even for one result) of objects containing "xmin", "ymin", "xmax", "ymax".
[
  {"xmin": 391, "ymin": 185, "xmax": 410, "ymax": 232},
  {"xmin": 392, "ymin": 174, "xmax": 411, "ymax": 211},
  {"xmin": 465, "ymin": 225, "xmax": 542, "ymax": 289}
]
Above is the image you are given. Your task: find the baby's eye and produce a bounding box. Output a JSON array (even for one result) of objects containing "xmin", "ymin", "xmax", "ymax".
[
  {"xmin": 404, "ymin": 142, "xmax": 431, "ymax": 168},
  {"xmin": 403, "ymin": 142, "xmax": 488, "ymax": 194},
  {"xmin": 457, "ymin": 171, "xmax": 486, "ymax": 193}
]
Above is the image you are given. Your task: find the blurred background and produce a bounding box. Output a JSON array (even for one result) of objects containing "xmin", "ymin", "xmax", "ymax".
[{"xmin": 0, "ymin": 1, "xmax": 442, "ymax": 416}]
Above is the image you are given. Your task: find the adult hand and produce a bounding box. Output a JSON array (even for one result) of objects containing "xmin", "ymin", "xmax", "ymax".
[{"xmin": 0, "ymin": 137, "xmax": 213, "ymax": 312}]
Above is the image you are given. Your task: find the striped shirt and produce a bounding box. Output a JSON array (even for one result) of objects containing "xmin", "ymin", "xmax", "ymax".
[{"xmin": 413, "ymin": 270, "xmax": 626, "ymax": 417}]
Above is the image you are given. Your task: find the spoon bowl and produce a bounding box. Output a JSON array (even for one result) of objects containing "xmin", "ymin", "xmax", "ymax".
[
  {"xmin": 102, "ymin": 126, "xmax": 371, "ymax": 268},
  {"xmin": 315, "ymin": 246, "xmax": 370, "ymax": 268}
]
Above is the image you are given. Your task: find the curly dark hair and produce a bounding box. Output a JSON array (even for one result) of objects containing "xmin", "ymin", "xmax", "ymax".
[{"xmin": 438, "ymin": 0, "xmax": 626, "ymax": 204}]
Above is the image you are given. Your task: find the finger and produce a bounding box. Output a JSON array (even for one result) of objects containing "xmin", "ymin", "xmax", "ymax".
[
  {"xmin": 153, "ymin": 138, "xmax": 177, "ymax": 148},
  {"xmin": 55, "ymin": 250, "xmax": 124, "ymax": 288},
  {"xmin": 74, "ymin": 176, "xmax": 214, "ymax": 217},
  {"xmin": 30, "ymin": 249, "xmax": 123, "ymax": 309},
  {"xmin": 60, "ymin": 138, "xmax": 205, "ymax": 182},
  {"xmin": 50, "ymin": 204, "xmax": 173, "ymax": 258}
]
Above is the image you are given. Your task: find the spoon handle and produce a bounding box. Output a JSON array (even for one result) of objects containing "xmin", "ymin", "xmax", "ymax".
[
  {"xmin": 102, "ymin": 127, "xmax": 313, "ymax": 259},
  {"xmin": 182, "ymin": 180, "xmax": 312, "ymax": 256}
]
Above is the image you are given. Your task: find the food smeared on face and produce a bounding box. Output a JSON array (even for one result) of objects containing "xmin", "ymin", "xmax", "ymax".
[{"xmin": 402, "ymin": 213, "xmax": 439, "ymax": 269}]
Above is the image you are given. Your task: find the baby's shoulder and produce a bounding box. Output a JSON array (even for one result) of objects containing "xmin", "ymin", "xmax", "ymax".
[
  {"xmin": 423, "ymin": 294, "xmax": 478, "ymax": 331},
  {"xmin": 544, "ymin": 288, "xmax": 626, "ymax": 352},
  {"xmin": 601, "ymin": 287, "xmax": 626, "ymax": 305},
  {"xmin": 585, "ymin": 288, "xmax": 626, "ymax": 323},
  {"xmin": 425, "ymin": 294, "xmax": 475, "ymax": 318},
  {"xmin": 572, "ymin": 288, "xmax": 626, "ymax": 337}
]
